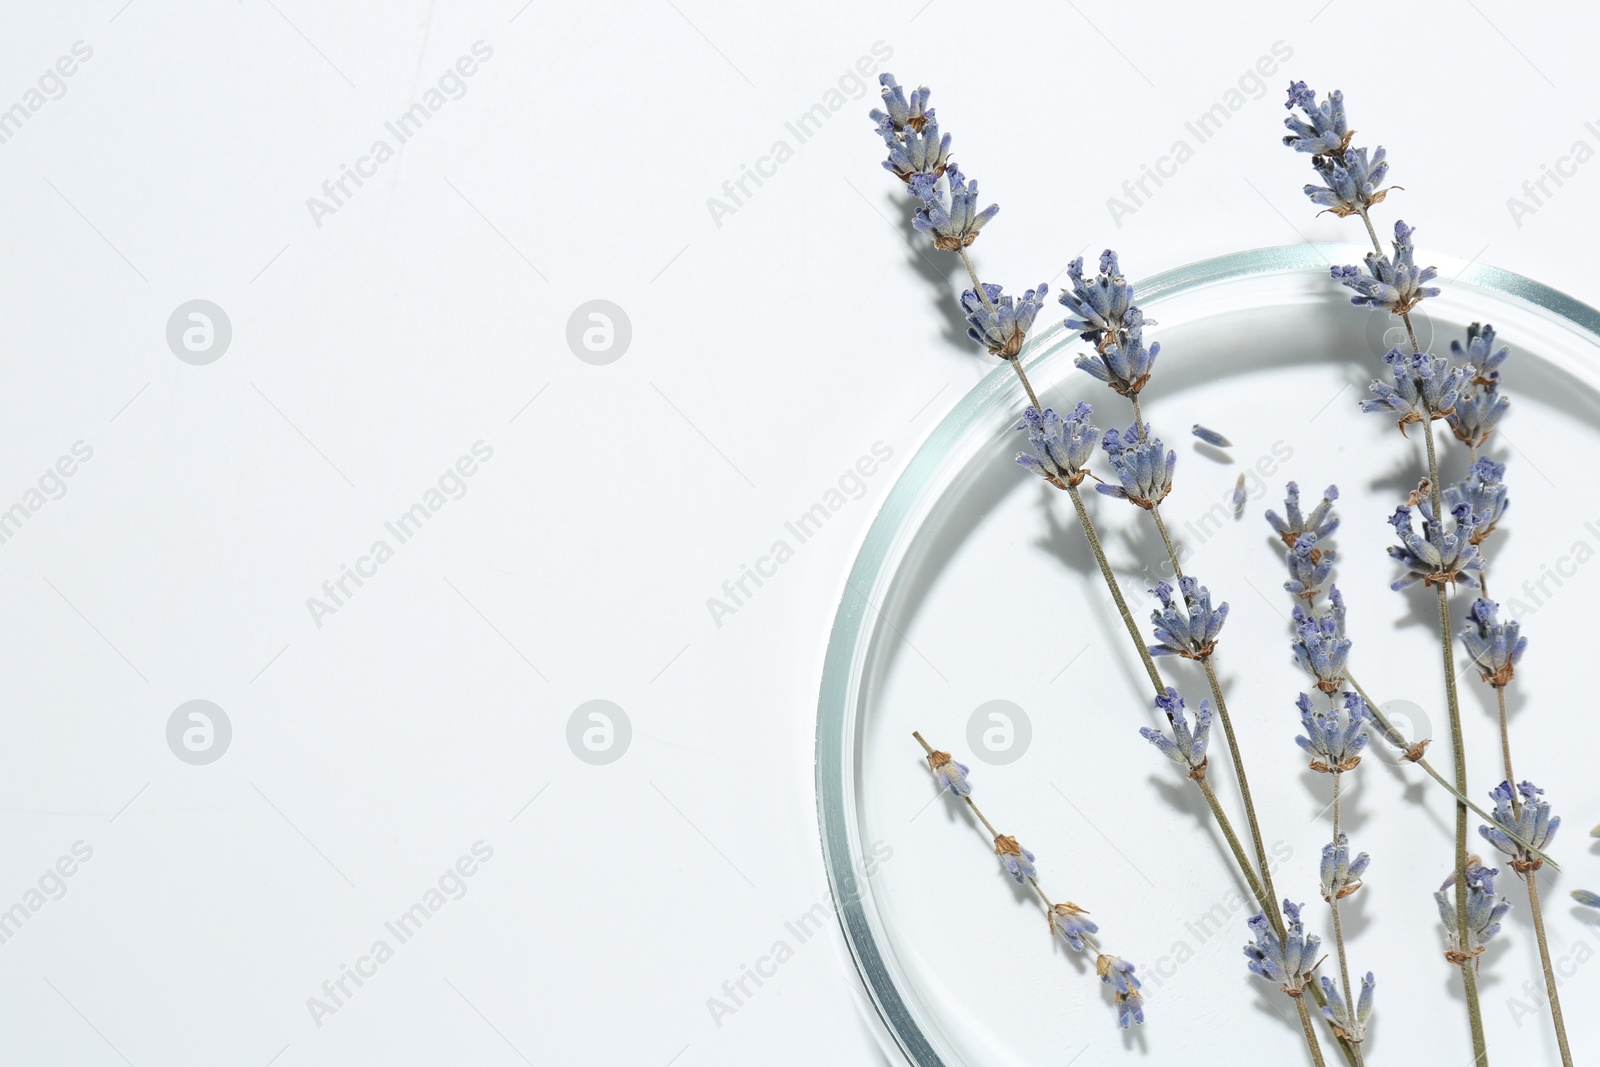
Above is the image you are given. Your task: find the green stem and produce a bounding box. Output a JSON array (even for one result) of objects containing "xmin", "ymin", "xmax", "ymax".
[
  {"xmin": 1065, "ymin": 484, "xmax": 1164, "ymax": 696},
  {"xmin": 1296, "ymin": 995, "xmax": 1331, "ymax": 1067},
  {"xmin": 1422, "ymin": 418, "xmax": 1488, "ymax": 1066},
  {"xmin": 1202, "ymin": 656, "xmax": 1282, "ymax": 925},
  {"xmin": 1495, "ymin": 686, "xmax": 1515, "ymax": 788},
  {"xmin": 1328, "ymin": 772, "xmax": 1364, "ymax": 1066},
  {"xmin": 1196, "ymin": 777, "xmax": 1267, "ymax": 910},
  {"xmin": 1524, "ymin": 870, "xmax": 1574, "ymax": 1067},
  {"xmin": 1150, "ymin": 504, "xmax": 1184, "ymax": 578}
]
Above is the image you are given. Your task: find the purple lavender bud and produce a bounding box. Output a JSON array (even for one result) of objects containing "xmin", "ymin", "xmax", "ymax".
[
  {"xmin": 925, "ymin": 748, "xmax": 971, "ymax": 797},
  {"xmin": 870, "ymin": 74, "xmax": 934, "ymax": 137},
  {"xmin": 1386, "ymin": 499, "xmax": 1483, "ymax": 590},
  {"xmin": 1295, "ymin": 691, "xmax": 1370, "ymax": 773},
  {"xmin": 1444, "ymin": 458, "xmax": 1508, "ymax": 543},
  {"xmin": 1015, "ymin": 403, "xmax": 1100, "ymax": 489},
  {"xmin": 912, "ymin": 165, "xmax": 998, "ymax": 251},
  {"xmin": 1480, "ymin": 780, "xmax": 1558, "ymax": 872},
  {"xmin": 1192, "ymin": 424, "xmax": 1231, "ymax": 447},
  {"xmin": 1096, "ymin": 955, "xmax": 1145, "ymax": 1028},
  {"xmin": 1333, "ymin": 221, "xmax": 1440, "ymax": 314},
  {"xmin": 1059, "ymin": 250, "xmax": 1138, "ymax": 346},
  {"xmin": 1436, "ymin": 863, "xmax": 1510, "ymax": 964},
  {"xmin": 1244, "ymin": 899, "xmax": 1322, "ymax": 995},
  {"xmin": 993, "ymin": 834, "xmax": 1037, "ymax": 884},
  {"xmin": 1049, "ymin": 902, "xmax": 1099, "ymax": 952},
  {"xmin": 1140, "ymin": 687, "xmax": 1212, "ymax": 778},
  {"xmin": 1460, "ymin": 597, "xmax": 1526, "ymax": 687},
  {"xmin": 1292, "ymin": 586, "xmax": 1351, "ymax": 691},
  {"xmin": 1320, "ymin": 832, "xmax": 1371, "ymax": 901},
  {"xmin": 961, "ymin": 282, "xmax": 1048, "ymax": 359},
  {"xmin": 1282, "ymin": 81, "xmax": 1349, "ymax": 155},
  {"xmin": 1285, "ymin": 533, "xmax": 1336, "ymax": 600},
  {"xmin": 1452, "ymin": 323, "xmax": 1510, "ymax": 386},
  {"xmin": 1361, "ymin": 348, "xmax": 1465, "ymax": 433},
  {"xmin": 1319, "ymin": 971, "xmax": 1375, "ymax": 1046},
  {"xmin": 1096, "ymin": 424, "xmax": 1175, "ymax": 509},
  {"xmin": 1267, "ymin": 482, "xmax": 1340, "ymax": 547},
  {"xmin": 1305, "ymin": 146, "xmax": 1391, "ymax": 218},
  {"xmin": 1147, "ymin": 576, "xmax": 1228, "ymax": 660}
]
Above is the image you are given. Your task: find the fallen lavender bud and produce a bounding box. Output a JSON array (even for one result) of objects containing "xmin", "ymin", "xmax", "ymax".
[{"xmin": 1192, "ymin": 424, "xmax": 1231, "ymax": 447}]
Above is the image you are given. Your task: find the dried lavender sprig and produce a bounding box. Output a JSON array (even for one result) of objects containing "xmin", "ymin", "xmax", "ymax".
[
  {"xmin": 912, "ymin": 732, "xmax": 1143, "ymax": 1029},
  {"xmin": 1074, "ymin": 250, "xmax": 1299, "ymax": 971},
  {"xmin": 870, "ymin": 73, "xmax": 1044, "ymax": 413},
  {"xmin": 1282, "ymin": 80, "xmax": 1489, "ymax": 1061},
  {"xmin": 1069, "ymin": 253, "xmax": 1349, "ymax": 1062},
  {"xmin": 1458, "ymin": 442, "xmax": 1573, "ymax": 1065}
]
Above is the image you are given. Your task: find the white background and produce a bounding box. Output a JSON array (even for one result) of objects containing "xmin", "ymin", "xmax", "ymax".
[{"xmin": 0, "ymin": 1, "xmax": 1596, "ymax": 1065}]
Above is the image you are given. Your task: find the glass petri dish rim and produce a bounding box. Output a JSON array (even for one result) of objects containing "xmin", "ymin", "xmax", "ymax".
[{"xmin": 813, "ymin": 241, "xmax": 1600, "ymax": 1066}]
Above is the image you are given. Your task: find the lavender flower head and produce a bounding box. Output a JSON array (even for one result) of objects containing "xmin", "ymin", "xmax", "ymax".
[
  {"xmin": 880, "ymin": 119, "xmax": 951, "ymax": 187},
  {"xmin": 1097, "ymin": 424, "xmax": 1175, "ymax": 509},
  {"xmin": 1139, "ymin": 686, "xmax": 1211, "ymax": 779},
  {"xmin": 871, "ymin": 74, "xmax": 933, "ymax": 137},
  {"xmin": 993, "ymin": 834, "xmax": 1037, "ymax": 883},
  {"xmin": 1386, "ymin": 499, "xmax": 1484, "ymax": 590},
  {"xmin": 1444, "ymin": 458, "xmax": 1508, "ymax": 543},
  {"xmin": 1096, "ymin": 955, "xmax": 1145, "ymax": 1028},
  {"xmin": 1333, "ymin": 221, "xmax": 1440, "ymax": 316},
  {"xmin": 1361, "ymin": 348, "xmax": 1465, "ymax": 433},
  {"xmin": 1481, "ymin": 780, "xmax": 1559, "ymax": 873},
  {"xmin": 1059, "ymin": 250, "xmax": 1137, "ymax": 347},
  {"xmin": 1296, "ymin": 691, "xmax": 1370, "ymax": 773},
  {"xmin": 1284, "ymin": 533, "xmax": 1337, "ymax": 600},
  {"xmin": 1244, "ymin": 899, "xmax": 1322, "ymax": 996},
  {"xmin": 925, "ymin": 748, "xmax": 971, "ymax": 797},
  {"xmin": 1447, "ymin": 324, "xmax": 1511, "ymax": 448},
  {"xmin": 912, "ymin": 165, "xmax": 998, "ymax": 251},
  {"xmin": 1437, "ymin": 862, "xmax": 1511, "ymax": 966},
  {"xmin": 1267, "ymin": 482, "xmax": 1340, "ymax": 549},
  {"xmin": 1015, "ymin": 403, "xmax": 1099, "ymax": 490},
  {"xmin": 1049, "ymin": 901, "xmax": 1098, "ymax": 952},
  {"xmin": 1460, "ymin": 598, "xmax": 1526, "ymax": 687},
  {"xmin": 1147, "ymin": 577, "xmax": 1228, "ymax": 660},
  {"xmin": 1320, "ymin": 971, "xmax": 1375, "ymax": 1046},
  {"xmin": 962, "ymin": 282, "xmax": 1048, "ymax": 360},
  {"xmin": 1448, "ymin": 381, "xmax": 1510, "ymax": 449},
  {"xmin": 1292, "ymin": 586, "xmax": 1351, "ymax": 692},
  {"xmin": 1305, "ymin": 146, "xmax": 1392, "ymax": 218},
  {"xmin": 1454, "ymin": 323, "xmax": 1510, "ymax": 385},
  {"xmin": 1320, "ymin": 832, "xmax": 1371, "ymax": 901},
  {"xmin": 1282, "ymin": 81, "xmax": 1350, "ymax": 155},
  {"xmin": 1074, "ymin": 319, "xmax": 1160, "ymax": 398}
]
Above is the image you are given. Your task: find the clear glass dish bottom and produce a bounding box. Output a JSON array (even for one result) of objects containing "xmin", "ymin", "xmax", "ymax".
[{"xmin": 817, "ymin": 244, "xmax": 1600, "ymax": 1065}]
